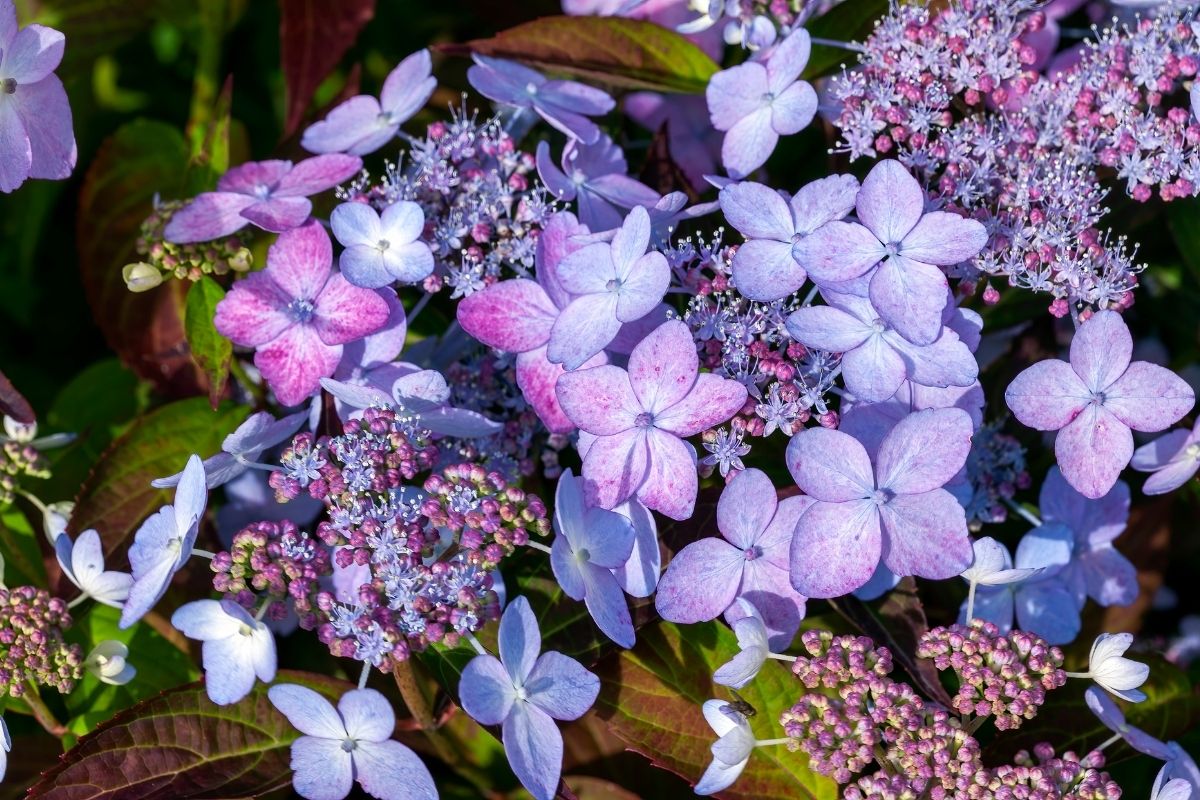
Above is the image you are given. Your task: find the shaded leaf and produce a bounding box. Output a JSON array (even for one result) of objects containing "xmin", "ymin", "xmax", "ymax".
[
  {"xmin": 33, "ymin": 0, "xmax": 191, "ymax": 78},
  {"xmin": 803, "ymin": 0, "xmax": 887, "ymax": 80},
  {"xmin": 442, "ymin": 16, "xmax": 719, "ymax": 94},
  {"xmin": 592, "ymin": 619, "xmax": 836, "ymax": 800},
  {"xmin": 183, "ymin": 278, "xmax": 232, "ymax": 409},
  {"xmin": 27, "ymin": 669, "xmax": 352, "ymax": 800},
  {"xmin": 0, "ymin": 508, "xmax": 47, "ymax": 588},
  {"xmin": 66, "ymin": 397, "xmax": 248, "ymax": 569},
  {"xmin": 0, "ymin": 368, "xmax": 33, "ymax": 424},
  {"xmin": 184, "ymin": 74, "xmax": 235, "ymax": 196},
  {"xmin": 278, "ymin": 0, "xmax": 376, "ymax": 136},
  {"xmin": 77, "ymin": 119, "xmax": 205, "ymax": 396}
]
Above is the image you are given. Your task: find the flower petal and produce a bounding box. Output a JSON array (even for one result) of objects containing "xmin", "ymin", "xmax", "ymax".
[
  {"xmin": 459, "ymin": 654, "xmax": 516, "ymax": 726},
  {"xmin": 273, "ymin": 154, "xmax": 362, "ymax": 197},
  {"xmin": 653, "ymin": 374, "xmax": 747, "ymax": 438},
  {"xmin": 878, "ymin": 490, "xmax": 971, "ymax": 580},
  {"xmin": 289, "ymin": 736, "xmax": 354, "ymax": 800},
  {"xmin": 768, "ymin": 80, "xmax": 817, "ymax": 135},
  {"xmin": 789, "ymin": 499, "xmax": 881, "ymax": 598},
  {"xmin": 720, "ymin": 107, "xmax": 777, "ymax": 179},
  {"xmin": 354, "ymin": 740, "xmax": 438, "ymax": 800},
  {"xmin": 792, "ymin": 220, "xmax": 885, "ymax": 284},
  {"xmin": 301, "ymin": 95, "xmax": 389, "ymax": 155},
  {"xmin": 637, "ymin": 428, "xmax": 700, "ymax": 520},
  {"xmin": 499, "ymin": 595, "xmax": 541, "ymax": 684},
  {"xmin": 1005, "ymin": 359, "xmax": 1090, "ymax": 430},
  {"xmin": 1103, "ymin": 362, "xmax": 1194, "ymax": 432},
  {"xmin": 716, "ymin": 468, "xmax": 778, "ymax": 550},
  {"xmin": 785, "ymin": 426, "xmax": 873, "ymax": 501},
  {"xmin": 719, "ymin": 181, "xmax": 794, "ymax": 240},
  {"xmin": 266, "ymin": 220, "xmax": 333, "ymax": 300},
  {"xmin": 255, "ymin": 325, "xmax": 341, "ymax": 407},
  {"xmin": 268, "ymin": 683, "xmax": 346, "ymax": 739},
  {"xmin": 555, "ymin": 364, "xmax": 640, "ymax": 435},
  {"xmin": 732, "ymin": 238, "xmax": 806, "ymax": 301},
  {"xmin": 1055, "ymin": 404, "xmax": 1134, "ymax": 499},
  {"xmin": 526, "ymin": 650, "xmax": 601, "ymax": 719},
  {"xmin": 856, "ymin": 159, "xmax": 924, "ymax": 245},
  {"xmin": 868, "ymin": 256, "xmax": 948, "ymax": 346},
  {"xmin": 0, "ymin": 96, "xmax": 31, "ymax": 193},
  {"xmin": 899, "ymin": 211, "xmax": 988, "ymax": 265},
  {"xmin": 163, "ymin": 192, "xmax": 255, "ymax": 243},
  {"xmin": 241, "ymin": 197, "xmax": 312, "ymax": 233},
  {"xmin": 784, "ymin": 303, "xmax": 873, "ymax": 352},
  {"xmin": 655, "ymin": 537, "xmax": 744, "ymax": 623},
  {"xmin": 502, "ymin": 703, "xmax": 564, "ymax": 800},
  {"xmin": 338, "ymin": 688, "xmax": 395, "ymax": 742},
  {"xmin": 546, "ymin": 293, "xmax": 622, "ymax": 370},
  {"xmin": 626, "ymin": 319, "xmax": 698, "ymax": 414},
  {"xmin": 581, "ymin": 429, "xmax": 650, "ymax": 509},
  {"xmin": 13, "ymin": 74, "xmax": 75, "ymax": 182},
  {"xmin": 1070, "ymin": 309, "xmax": 1132, "ymax": 393},
  {"xmin": 875, "ymin": 408, "xmax": 973, "ymax": 494}
]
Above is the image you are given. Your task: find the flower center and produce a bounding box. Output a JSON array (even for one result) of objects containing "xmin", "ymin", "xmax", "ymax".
[
  {"xmin": 576, "ymin": 547, "xmax": 591, "ymax": 563},
  {"xmin": 1088, "ymin": 390, "xmax": 1107, "ymax": 406},
  {"xmin": 571, "ymin": 170, "xmax": 587, "ymax": 186},
  {"xmin": 871, "ymin": 488, "xmax": 893, "ymax": 506},
  {"xmin": 634, "ymin": 412, "xmax": 655, "ymax": 428},
  {"xmin": 377, "ymin": 239, "xmax": 391, "ymax": 251},
  {"xmin": 341, "ymin": 738, "xmax": 357, "ymax": 752},
  {"xmin": 252, "ymin": 183, "xmax": 271, "ymax": 200},
  {"xmin": 883, "ymin": 242, "xmax": 901, "ymax": 258},
  {"xmin": 1, "ymin": 78, "xmax": 15, "ymax": 95},
  {"xmin": 525, "ymin": 82, "xmax": 539, "ymax": 96},
  {"xmin": 238, "ymin": 623, "xmax": 254, "ymax": 637},
  {"xmin": 761, "ymin": 91, "xmax": 775, "ymax": 103},
  {"xmin": 288, "ymin": 298, "xmax": 316, "ymax": 323},
  {"xmin": 871, "ymin": 318, "xmax": 887, "ymax": 334},
  {"xmin": 744, "ymin": 545, "xmax": 763, "ymax": 561},
  {"xmin": 605, "ymin": 277, "xmax": 622, "ymax": 292},
  {"xmin": 1187, "ymin": 443, "xmax": 1200, "ymax": 460},
  {"xmin": 515, "ymin": 685, "xmax": 529, "ymax": 701}
]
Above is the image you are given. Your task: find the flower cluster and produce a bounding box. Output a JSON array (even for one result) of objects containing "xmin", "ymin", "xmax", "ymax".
[
  {"xmin": 0, "ymin": 586, "xmax": 83, "ymax": 696},
  {"xmin": 211, "ymin": 519, "xmax": 331, "ymax": 629},
  {"xmin": 420, "ymin": 462, "xmax": 550, "ymax": 563},
  {"xmin": 122, "ymin": 198, "xmax": 253, "ymax": 292},
  {"xmin": 0, "ymin": 439, "xmax": 48, "ymax": 505}
]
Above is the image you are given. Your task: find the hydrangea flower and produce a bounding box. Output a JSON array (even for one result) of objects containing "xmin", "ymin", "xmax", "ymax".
[
  {"xmin": 547, "ymin": 206, "xmax": 670, "ymax": 370},
  {"xmin": 656, "ymin": 468, "xmax": 810, "ymax": 648},
  {"xmin": 456, "ymin": 212, "xmax": 604, "ymax": 433},
  {"xmin": 959, "ymin": 536, "xmax": 1041, "ymax": 620},
  {"xmin": 120, "ymin": 454, "xmax": 206, "ymax": 628},
  {"xmin": 1132, "ymin": 418, "xmax": 1200, "ymax": 496},
  {"xmin": 55, "ymin": 528, "xmax": 132, "ymax": 608},
  {"xmin": 706, "ymin": 29, "xmax": 818, "ymax": 177},
  {"xmin": 1152, "ymin": 766, "xmax": 1193, "ymax": 800},
  {"xmin": 624, "ymin": 92, "xmax": 720, "ymax": 191},
  {"xmin": 0, "ymin": 0, "xmax": 75, "ymax": 193},
  {"xmin": 536, "ymin": 135, "xmax": 660, "ymax": 232},
  {"xmin": 793, "ymin": 161, "xmax": 988, "ymax": 344},
  {"xmin": 1006, "ymin": 309, "xmax": 1195, "ymax": 499},
  {"xmin": 268, "ymin": 684, "xmax": 438, "ymax": 800},
  {"xmin": 171, "ymin": 598, "xmax": 276, "ymax": 705},
  {"xmin": 610, "ymin": 498, "xmax": 660, "ymax": 598},
  {"xmin": 549, "ymin": 469, "xmax": 636, "ymax": 647},
  {"xmin": 961, "ymin": 524, "xmax": 1081, "ymax": 645},
  {"xmin": 719, "ymin": 175, "xmax": 859, "ymax": 301},
  {"xmin": 467, "ymin": 55, "xmax": 615, "ymax": 144},
  {"xmin": 84, "ymin": 640, "xmax": 136, "ymax": 685},
  {"xmin": 1085, "ymin": 686, "xmax": 1173, "ymax": 758},
  {"xmin": 458, "ymin": 596, "xmax": 600, "ymax": 800},
  {"xmin": 1159, "ymin": 743, "xmax": 1200, "ymax": 800},
  {"xmin": 164, "ymin": 155, "xmax": 362, "ymax": 243},
  {"xmin": 301, "ymin": 49, "xmax": 436, "ymax": 156},
  {"xmin": 321, "ymin": 366, "xmax": 501, "ymax": 438},
  {"xmin": 0, "ymin": 716, "xmax": 9, "ymax": 782},
  {"xmin": 153, "ymin": 410, "xmax": 308, "ymax": 489},
  {"xmin": 1039, "ymin": 467, "xmax": 1136, "ymax": 610},
  {"xmin": 330, "ymin": 200, "xmax": 434, "ymax": 289},
  {"xmin": 214, "ymin": 220, "xmax": 391, "ymax": 406},
  {"xmin": 787, "ymin": 408, "xmax": 974, "ymax": 598},
  {"xmin": 712, "ymin": 600, "xmax": 770, "ymax": 689},
  {"xmin": 556, "ymin": 319, "xmax": 748, "ymax": 519},
  {"xmin": 695, "ymin": 699, "xmax": 756, "ymax": 795},
  {"xmin": 1079, "ymin": 632, "xmax": 1149, "ymax": 703},
  {"xmin": 785, "ymin": 292, "xmax": 978, "ymax": 403}
]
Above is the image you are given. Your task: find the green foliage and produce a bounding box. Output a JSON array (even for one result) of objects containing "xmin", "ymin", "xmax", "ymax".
[{"xmin": 183, "ymin": 278, "xmax": 232, "ymax": 408}]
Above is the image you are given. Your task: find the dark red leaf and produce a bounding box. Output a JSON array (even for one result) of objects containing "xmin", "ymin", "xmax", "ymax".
[{"xmin": 0, "ymin": 368, "xmax": 34, "ymax": 424}]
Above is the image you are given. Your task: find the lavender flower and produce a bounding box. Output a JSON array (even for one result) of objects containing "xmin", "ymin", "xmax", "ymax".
[
  {"xmin": 171, "ymin": 598, "xmax": 276, "ymax": 706},
  {"xmin": 1132, "ymin": 418, "xmax": 1200, "ymax": 495},
  {"xmin": 695, "ymin": 699, "xmax": 756, "ymax": 795},
  {"xmin": 84, "ymin": 640, "xmax": 136, "ymax": 686},
  {"xmin": 54, "ymin": 528, "xmax": 132, "ymax": 608},
  {"xmin": 467, "ymin": 55, "xmax": 615, "ymax": 144},
  {"xmin": 1085, "ymin": 685, "xmax": 1173, "ymax": 758},
  {"xmin": 712, "ymin": 600, "xmax": 770, "ymax": 689},
  {"xmin": 330, "ymin": 200, "xmax": 434, "ymax": 289},
  {"xmin": 153, "ymin": 410, "xmax": 308, "ymax": 489},
  {"xmin": 536, "ymin": 135, "xmax": 660, "ymax": 232},
  {"xmin": 1080, "ymin": 632, "xmax": 1149, "ymax": 703}
]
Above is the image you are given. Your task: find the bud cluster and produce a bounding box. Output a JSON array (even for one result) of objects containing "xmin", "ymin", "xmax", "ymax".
[
  {"xmin": 122, "ymin": 199, "xmax": 253, "ymax": 292},
  {"xmin": 0, "ymin": 440, "xmax": 49, "ymax": 505},
  {"xmin": 0, "ymin": 586, "xmax": 84, "ymax": 696}
]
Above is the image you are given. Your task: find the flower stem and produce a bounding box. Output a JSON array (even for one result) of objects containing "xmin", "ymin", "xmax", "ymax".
[
  {"xmin": 67, "ymin": 593, "xmax": 89, "ymax": 609},
  {"xmin": 965, "ymin": 579, "xmax": 978, "ymax": 622},
  {"xmin": 24, "ymin": 685, "xmax": 67, "ymax": 737},
  {"xmin": 191, "ymin": 548, "xmax": 216, "ymax": 560},
  {"xmin": 526, "ymin": 540, "xmax": 553, "ymax": 556},
  {"xmin": 358, "ymin": 661, "xmax": 371, "ymax": 690},
  {"xmin": 755, "ymin": 737, "xmax": 792, "ymax": 747},
  {"xmin": 467, "ymin": 633, "xmax": 488, "ymax": 656},
  {"xmin": 1002, "ymin": 496, "xmax": 1043, "ymax": 528},
  {"xmin": 809, "ymin": 36, "xmax": 866, "ymax": 53},
  {"xmin": 1064, "ymin": 671, "xmax": 1091, "ymax": 679},
  {"xmin": 767, "ymin": 652, "xmax": 797, "ymax": 663}
]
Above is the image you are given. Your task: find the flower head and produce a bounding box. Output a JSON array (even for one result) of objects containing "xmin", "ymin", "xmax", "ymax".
[
  {"xmin": 536, "ymin": 135, "xmax": 660, "ymax": 232},
  {"xmin": 556, "ymin": 319, "xmax": 748, "ymax": 519},
  {"xmin": 85, "ymin": 640, "xmax": 136, "ymax": 685},
  {"xmin": 1087, "ymin": 632, "xmax": 1149, "ymax": 703},
  {"xmin": 788, "ymin": 408, "xmax": 974, "ymax": 598},
  {"xmin": 0, "ymin": 0, "xmax": 75, "ymax": 193},
  {"xmin": 468, "ymin": 55, "xmax": 615, "ymax": 144},
  {"xmin": 165, "ymin": 155, "xmax": 362, "ymax": 243},
  {"xmin": 214, "ymin": 220, "xmax": 391, "ymax": 406},
  {"xmin": 1006, "ymin": 309, "xmax": 1195, "ymax": 498},
  {"xmin": 153, "ymin": 410, "xmax": 308, "ymax": 489},
  {"xmin": 302, "ymin": 49, "xmax": 436, "ymax": 156},
  {"xmin": 55, "ymin": 528, "xmax": 132, "ymax": 608},
  {"xmin": 171, "ymin": 598, "xmax": 276, "ymax": 705},
  {"xmin": 269, "ymin": 684, "xmax": 437, "ymax": 800},
  {"xmin": 121, "ymin": 454, "xmax": 207, "ymax": 628},
  {"xmin": 961, "ymin": 536, "xmax": 1041, "ymax": 588},
  {"xmin": 657, "ymin": 467, "xmax": 809, "ymax": 648},
  {"xmin": 458, "ymin": 596, "xmax": 600, "ymax": 800},
  {"xmin": 695, "ymin": 698, "xmax": 755, "ymax": 795},
  {"xmin": 706, "ymin": 29, "xmax": 818, "ymax": 177},
  {"xmin": 712, "ymin": 599, "xmax": 769, "ymax": 689},
  {"xmin": 330, "ymin": 201, "xmax": 434, "ymax": 289}
]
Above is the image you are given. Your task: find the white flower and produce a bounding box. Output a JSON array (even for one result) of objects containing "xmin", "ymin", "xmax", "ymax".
[
  {"xmin": 694, "ymin": 699, "xmax": 755, "ymax": 795},
  {"xmin": 85, "ymin": 640, "xmax": 136, "ymax": 685},
  {"xmin": 56, "ymin": 529, "xmax": 133, "ymax": 608},
  {"xmin": 0, "ymin": 716, "xmax": 10, "ymax": 782},
  {"xmin": 171, "ymin": 599, "xmax": 276, "ymax": 705},
  {"xmin": 961, "ymin": 537, "xmax": 1041, "ymax": 586},
  {"xmin": 1087, "ymin": 632, "xmax": 1150, "ymax": 703},
  {"xmin": 41, "ymin": 500, "xmax": 72, "ymax": 547},
  {"xmin": 713, "ymin": 600, "xmax": 769, "ymax": 689}
]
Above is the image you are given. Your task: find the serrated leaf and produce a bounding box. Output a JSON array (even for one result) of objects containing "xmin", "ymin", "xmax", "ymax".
[
  {"xmin": 183, "ymin": 277, "xmax": 232, "ymax": 408},
  {"xmin": 279, "ymin": 0, "xmax": 376, "ymax": 135},
  {"xmin": 27, "ymin": 670, "xmax": 352, "ymax": 800},
  {"xmin": 444, "ymin": 16, "xmax": 720, "ymax": 94},
  {"xmin": 803, "ymin": 0, "xmax": 887, "ymax": 79},
  {"xmin": 66, "ymin": 397, "xmax": 249, "ymax": 569},
  {"xmin": 78, "ymin": 119, "xmax": 206, "ymax": 396},
  {"xmin": 593, "ymin": 620, "xmax": 837, "ymax": 800}
]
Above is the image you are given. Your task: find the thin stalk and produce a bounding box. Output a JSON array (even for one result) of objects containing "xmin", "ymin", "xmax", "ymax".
[
  {"xmin": 526, "ymin": 540, "xmax": 553, "ymax": 556},
  {"xmin": 809, "ymin": 36, "xmax": 866, "ymax": 53},
  {"xmin": 24, "ymin": 685, "xmax": 67, "ymax": 737},
  {"xmin": 1002, "ymin": 496, "xmax": 1043, "ymax": 528},
  {"xmin": 767, "ymin": 653, "xmax": 797, "ymax": 663}
]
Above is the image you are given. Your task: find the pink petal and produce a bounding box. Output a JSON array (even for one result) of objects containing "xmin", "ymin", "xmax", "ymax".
[
  {"xmin": 655, "ymin": 537, "xmax": 744, "ymax": 622},
  {"xmin": 842, "ymin": 335, "xmax": 908, "ymax": 402},
  {"xmin": 785, "ymin": 427, "xmax": 873, "ymax": 502},
  {"xmin": 626, "ymin": 319, "xmax": 698, "ymax": 414},
  {"xmin": 1005, "ymin": 359, "xmax": 1089, "ymax": 430},
  {"xmin": 654, "ymin": 373, "xmax": 747, "ymax": 438},
  {"xmin": 241, "ymin": 196, "xmax": 312, "ymax": 233},
  {"xmin": 792, "ymin": 221, "xmax": 885, "ymax": 284},
  {"xmin": 889, "ymin": 328, "xmax": 979, "ymax": 390},
  {"xmin": 719, "ymin": 181, "xmax": 795, "ymax": 240},
  {"xmin": 557, "ymin": 242, "xmax": 616, "ymax": 295},
  {"xmin": 720, "ymin": 107, "xmax": 778, "ymax": 179},
  {"xmin": 265, "ymin": 220, "xmax": 333, "ymax": 300},
  {"xmin": 732, "ymin": 239, "xmax": 805, "ymax": 301},
  {"xmin": 218, "ymin": 160, "xmax": 292, "ymax": 194},
  {"xmin": 868, "ymin": 256, "xmax": 949, "ymax": 346},
  {"xmin": 14, "ymin": 74, "xmax": 74, "ymax": 181},
  {"xmin": 1069, "ymin": 309, "xmax": 1132, "ymax": 393},
  {"xmin": 1130, "ymin": 428, "xmax": 1192, "ymax": 472},
  {"xmin": 536, "ymin": 140, "xmax": 577, "ymax": 201},
  {"xmin": 637, "ymin": 428, "xmax": 699, "ymax": 520},
  {"xmin": 1055, "ymin": 404, "xmax": 1134, "ymax": 499},
  {"xmin": 784, "ymin": 304, "xmax": 872, "ymax": 351},
  {"xmin": 1103, "ymin": 362, "xmax": 1194, "ymax": 432},
  {"xmin": 312, "ymin": 274, "xmax": 390, "ymax": 345},
  {"xmin": 213, "ymin": 272, "xmax": 293, "ymax": 347},
  {"xmin": 163, "ymin": 192, "xmax": 255, "ymax": 243},
  {"xmin": 856, "ymin": 160, "xmax": 924, "ymax": 245},
  {"xmin": 254, "ymin": 325, "xmax": 342, "ymax": 407},
  {"xmin": 546, "ymin": 292, "xmax": 622, "ymax": 370},
  {"xmin": 610, "ymin": 205, "xmax": 652, "ymax": 275},
  {"xmin": 5, "ymin": 24, "xmax": 64, "ymax": 83},
  {"xmin": 535, "ymin": 212, "xmax": 589, "ymax": 308},
  {"xmin": 790, "ymin": 174, "xmax": 859, "ymax": 234},
  {"xmin": 457, "ymin": 279, "xmax": 558, "ymax": 352},
  {"xmin": 717, "ymin": 468, "xmax": 778, "ymax": 549},
  {"xmin": 879, "ymin": 490, "xmax": 971, "ymax": 579},
  {"xmin": 301, "ymin": 95, "xmax": 390, "ymax": 155},
  {"xmin": 273, "ymin": 154, "xmax": 363, "ymax": 197},
  {"xmin": 515, "ymin": 347, "xmax": 606, "ymax": 435},
  {"xmin": 875, "ymin": 408, "xmax": 973, "ymax": 494},
  {"xmin": 1142, "ymin": 457, "xmax": 1200, "ymax": 495},
  {"xmin": 789, "ymin": 499, "xmax": 881, "ymax": 598},
  {"xmin": 768, "ymin": 80, "xmax": 817, "ymax": 135},
  {"xmin": 555, "ymin": 364, "xmax": 640, "ymax": 435},
  {"xmin": 581, "ymin": 429, "xmax": 650, "ymax": 509},
  {"xmin": 0, "ymin": 95, "xmax": 31, "ymax": 193},
  {"xmin": 899, "ymin": 211, "xmax": 988, "ymax": 265}
]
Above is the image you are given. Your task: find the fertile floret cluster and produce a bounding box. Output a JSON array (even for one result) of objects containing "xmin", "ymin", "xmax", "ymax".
[
  {"xmin": 0, "ymin": 586, "xmax": 83, "ymax": 696},
  {"xmin": 123, "ymin": 198, "xmax": 253, "ymax": 291}
]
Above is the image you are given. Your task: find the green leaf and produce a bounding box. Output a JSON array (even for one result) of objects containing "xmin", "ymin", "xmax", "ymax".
[
  {"xmin": 0, "ymin": 508, "xmax": 47, "ymax": 588},
  {"xmin": 184, "ymin": 74, "xmax": 235, "ymax": 195},
  {"xmin": 444, "ymin": 16, "xmax": 720, "ymax": 94},
  {"xmin": 593, "ymin": 620, "xmax": 837, "ymax": 800},
  {"xmin": 26, "ymin": 670, "xmax": 353, "ymax": 800},
  {"xmin": 67, "ymin": 397, "xmax": 249, "ymax": 564},
  {"xmin": 31, "ymin": 0, "xmax": 194, "ymax": 79},
  {"xmin": 803, "ymin": 0, "xmax": 887, "ymax": 79},
  {"xmin": 1167, "ymin": 196, "xmax": 1200, "ymax": 284},
  {"xmin": 183, "ymin": 277, "xmax": 232, "ymax": 408}
]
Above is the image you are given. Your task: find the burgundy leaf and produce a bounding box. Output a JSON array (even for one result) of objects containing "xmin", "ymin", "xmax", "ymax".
[{"xmin": 279, "ymin": 0, "xmax": 376, "ymax": 136}]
